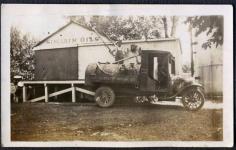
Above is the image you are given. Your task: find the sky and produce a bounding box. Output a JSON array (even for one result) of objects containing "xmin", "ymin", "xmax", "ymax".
[{"xmin": 11, "ymin": 14, "xmax": 68, "ymax": 40}]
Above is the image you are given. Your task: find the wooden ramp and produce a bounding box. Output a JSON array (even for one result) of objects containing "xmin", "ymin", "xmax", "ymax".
[{"xmin": 21, "ymin": 80, "xmax": 95, "ymax": 103}]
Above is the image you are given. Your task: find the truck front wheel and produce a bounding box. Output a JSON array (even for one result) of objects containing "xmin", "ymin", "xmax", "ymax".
[
  {"xmin": 181, "ymin": 88, "xmax": 205, "ymax": 111},
  {"xmin": 95, "ymin": 86, "xmax": 115, "ymax": 108}
]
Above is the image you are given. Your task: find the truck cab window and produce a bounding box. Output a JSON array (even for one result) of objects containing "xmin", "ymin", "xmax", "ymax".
[
  {"xmin": 169, "ymin": 58, "xmax": 175, "ymax": 75},
  {"xmin": 153, "ymin": 57, "xmax": 158, "ymax": 80},
  {"xmin": 148, "ymin": 55, "xmax": 159, "ymax": 81}
]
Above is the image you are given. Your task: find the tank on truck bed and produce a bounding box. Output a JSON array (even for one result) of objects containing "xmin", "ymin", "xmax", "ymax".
[{"xmin": 85, "ymin": 62, "xmax": 141, "ymax": 86}]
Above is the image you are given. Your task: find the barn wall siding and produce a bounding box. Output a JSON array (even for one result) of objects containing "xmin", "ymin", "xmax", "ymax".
[
  {"xmin": 35, "ymin": 47, "xmax": 78, "ymax": 80},
  {"xmin": 34, "ymin": 40, "xmax": 182, "ymax": 81},
  {"xmin": 78, "ymin": 45, "xmax": 114, "ymax": 79}
]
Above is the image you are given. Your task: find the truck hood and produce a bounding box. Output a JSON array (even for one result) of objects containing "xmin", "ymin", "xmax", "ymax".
[{"xmin": 171, "ymin": 75, "xmax": 202, "ymax": 92}]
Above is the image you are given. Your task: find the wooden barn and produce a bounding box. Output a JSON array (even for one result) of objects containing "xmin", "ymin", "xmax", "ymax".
[
  {"xmin": 33, "ymin": 21, "xmax": 183, "ymax": 81},
  {"xmin": 33, "ymin": 21, "xmax": 112, "ymax": 81}
]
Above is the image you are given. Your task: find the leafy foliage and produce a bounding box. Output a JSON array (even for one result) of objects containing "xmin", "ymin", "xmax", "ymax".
[
  {"xmin": 68, "ymin": 16, "xmax": 172, "ymax": 41},
  {"xmin": 185, "ymin": 16, "xmax": 223, "ymax": 49},
  {"xmin": 10, "ymin": 26, "xmax": 37, "ymax": 81}
]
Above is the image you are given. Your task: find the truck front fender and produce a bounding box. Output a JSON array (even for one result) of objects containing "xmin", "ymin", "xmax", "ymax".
[{"xmin": 176, "ymin": 83, "xmax": 204, "ymax": 96}]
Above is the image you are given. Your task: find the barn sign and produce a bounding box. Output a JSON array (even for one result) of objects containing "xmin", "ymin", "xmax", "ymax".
[
  {"xmin": 45, "ymin": 36, "xmax": 100, "ymax": 45},
  {"xmin": 34, "ymin": 21, "xmax": 109, "ymax": 50}
]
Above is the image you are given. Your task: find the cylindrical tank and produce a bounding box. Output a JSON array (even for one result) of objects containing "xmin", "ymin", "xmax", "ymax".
[{"xmin": 85, "ymin": 63, "xmax": 141, "ymax": 86}]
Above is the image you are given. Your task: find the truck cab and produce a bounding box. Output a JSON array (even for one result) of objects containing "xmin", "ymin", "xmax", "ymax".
[{"xmin": 139, "ymin": 50, "xmax": 175, "ymax": 92}]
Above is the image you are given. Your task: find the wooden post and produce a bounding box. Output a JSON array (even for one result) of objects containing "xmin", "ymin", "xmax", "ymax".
[
  {"xmin": 72, "ymin": 84, "xmax": 76, "ymax": 103},
  {"xmin": 23, "ymin": 85, "xmax": 26, "ymax": 102},
  {"xmin": 44, "ymin": 84, "xmax": 48, "ymax": 103}
]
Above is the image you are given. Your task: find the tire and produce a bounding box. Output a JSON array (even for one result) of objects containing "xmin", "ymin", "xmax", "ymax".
[
  {"xmin": 95, "ymin": 86, "xmax": 115, "ymax": 108},
  {"xmin": 181, "ymin": 88, "xmax": 205, "ymax": 111}
]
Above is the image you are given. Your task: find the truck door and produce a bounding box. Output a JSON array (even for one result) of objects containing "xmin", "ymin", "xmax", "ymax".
[
  {"xmin": 139, "ymin": 53, "xmax": 157, "ymax": 92},
  {"xmin": 158, "ymin": 55, "xmax": 170, "ymax": 89}
]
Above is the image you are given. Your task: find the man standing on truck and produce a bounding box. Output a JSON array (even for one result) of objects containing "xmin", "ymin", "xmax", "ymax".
[
  {"xmin": 110, "ymin": 40, "xmax": 127, "ymax": 63},
  {"xmin": 124, "ymin": 44, "xmax": 141, "ymax": 65}
]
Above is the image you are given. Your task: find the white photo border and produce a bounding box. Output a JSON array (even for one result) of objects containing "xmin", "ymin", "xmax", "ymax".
[{"xmin": 1, "ymin": 4, "xmax": 233, "ymax": 147}]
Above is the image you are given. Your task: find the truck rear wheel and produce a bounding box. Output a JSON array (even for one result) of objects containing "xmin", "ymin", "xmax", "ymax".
[{"xmin": 95, "ymin": 86, "xmax": 115, "ymax": 108}]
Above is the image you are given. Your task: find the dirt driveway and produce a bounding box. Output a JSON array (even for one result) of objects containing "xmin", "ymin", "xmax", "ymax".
[{"xmin": 11, "ymin": 100, "xmax": 223, "ymax": 141}]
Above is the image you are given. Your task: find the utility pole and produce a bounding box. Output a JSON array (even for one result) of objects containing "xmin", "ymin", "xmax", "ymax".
[{"xmin": 189, "ymin": 23, "xmax": 194, "ymax": 77}]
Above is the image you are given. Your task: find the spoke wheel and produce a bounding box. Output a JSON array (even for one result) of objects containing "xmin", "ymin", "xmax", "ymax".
[
  {"xmin": 182, "ymin": 88, "xmax": 205, "ymax": 111},
  {"xmin": 95, "ymin": 86, "xmax": 115, "ymax": 108}
]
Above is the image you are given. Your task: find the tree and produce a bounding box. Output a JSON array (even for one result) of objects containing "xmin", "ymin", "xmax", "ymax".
[
  {"xmin": 67, "ymin": 15, "xmax": 166, "ymax": 41},
  {"xmin": 170, "ymin": 16, "xmax": 179, "ymax": 37},
  {"xmin": 10, "ymin": 26, "xmax": 37, "ymax": 81},
  {"xmin": 185, "ymin": 16, "xmax": 223, "ymax": 49},
  {"xmin": 162, "ymin": 17, "xmax": 169, "ymax": 38},
  {"xmin": 68, "ymin": 16, "xmax": 89, "ymax": 27}
]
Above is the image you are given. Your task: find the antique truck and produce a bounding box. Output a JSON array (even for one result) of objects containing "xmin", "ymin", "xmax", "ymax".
[{"xmin": 85, "ymin": 50, "xmax": 205, "ymax": 111}]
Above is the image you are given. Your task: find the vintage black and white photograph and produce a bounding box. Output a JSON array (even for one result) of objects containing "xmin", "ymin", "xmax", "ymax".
[{"xmin": 1, "ymin": 4, "xmax": 233, "ymax": 147}]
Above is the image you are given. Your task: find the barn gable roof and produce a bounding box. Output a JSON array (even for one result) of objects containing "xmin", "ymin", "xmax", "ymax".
[{"xmin": 33, "ymin": 20, "xmax": 97, "ymax": 48}]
